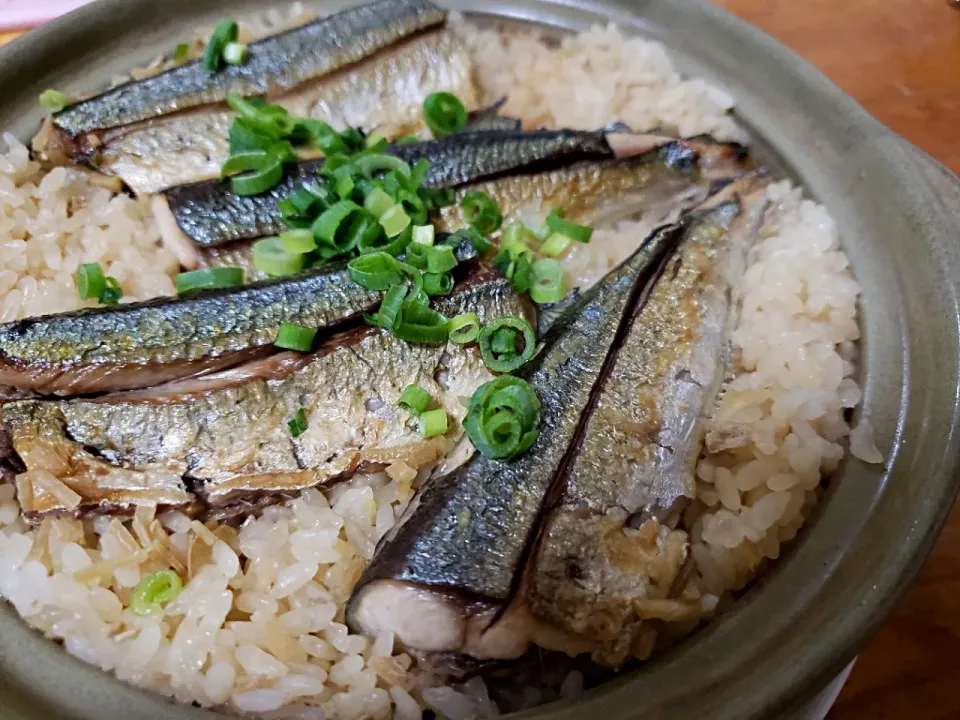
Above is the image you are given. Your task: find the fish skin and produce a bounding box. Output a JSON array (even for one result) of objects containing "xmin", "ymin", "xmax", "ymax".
[
  {"xmin": 2, "ymin": 274, "xmax": 528, "ymax": 520},
  {"xmin": 90, "ymin": 28, "xmax": 477, "ymax": 194},
  {"xmin": 0, "ymin": 236, "xmax": 477, "ymax": 396},
  {"xmin": 51, "ymin": 0, "xmax": 444, "ymax": 138},
  {"xmin": 162, "ymin": 128, "xmax": 621, "ymax": 250},
  {"xmin": 346, "ymin": 220, "xmax": 686, "ymax": 656},
  {"xmin": 525, "ymin": 190, "xmax": 765, "ymax": 667}
]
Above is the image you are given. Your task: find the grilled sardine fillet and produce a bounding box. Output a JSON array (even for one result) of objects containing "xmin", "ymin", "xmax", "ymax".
[
  {"xmin": 35, "ymin": 0, "xmax": 477, "ymax": 193},
  {"xmin": 346, "ymin": 219, "xmax": 685, "ymax": 659},
  {"xmin": 2, "ymin": 274, "xmax": 530, "ymax": 520}
]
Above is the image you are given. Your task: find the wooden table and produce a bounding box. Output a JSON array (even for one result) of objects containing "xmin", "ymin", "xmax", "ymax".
[
  {"xmin": 2, "ymin": 1, "xmax": 960, "ymax": 716},
  {"xmin": 714, "ymin": 2, "xmax": 960, "ymax": 717}
]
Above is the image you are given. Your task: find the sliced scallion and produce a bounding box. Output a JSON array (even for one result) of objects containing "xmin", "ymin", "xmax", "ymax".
[
  {"xmin": 423, "ymin": 92, "xmax": 468, "ymax": 138},
  {"xmin": 392, "ymin": 302, "xmax": 449, "ymax": 344},
  {"xmin": 530, "ymin": 258, "xmax": 567, "ymax": 304},
  {"xmin": 347, "ymin": 252, "xmax": 406, "ymax": 291},
  {"xmin": 223, "ymin": 42, "xmax": 248, "ymax": 66},
  {"xmin": 355, "ymin": 154, "xmax": 412, "ymax": 180},
  {"xmin": 230, "ymin": 151, "xmax": 284, "ymax": 196},
  {"xmin": 129, "ymin": 570, "xmax": 182, "ymax": 616},
  {"xmin": 368, "ymin": 283, "xmax": 408, "ymax": 330},
  {"xmin": 379, "ymin": 204, "xmax": 411, "ymax": 238},
  {"xmin": 423, "ymin": 272, "xmax": 453, "ymax": 297},
  {"xmin": 398, "ymin": 384, "xmax": 432, "ymax": 415},
  {"xmin": 288, "ymin": 408, "xmax": 309, "ymax": 438},
  {"xmin": 419, "ymin": 409, "xmax": 448, "ymax": 438},
  {"xmin": 203, "ymin": 19, "xmax": 239, "ymax": 71},
  {"xmin": 412, "ymin": 225, "xmax": 435, "ymax": 246},
  {"xmin": 448, "ymin": 312, "xmax": 480, "ymax": 344},
  {"xmin": 539, "ymin": 232, "xmax": 574, "ymax": 258},
  {"xmin": 253, "ymin": 236, "xmax": 306, "ymax": 277},
  {"xmin": 76, "ymin": 263, "xmax": 106, "ymax": 300},
  {"xmin": 477, "ymin": 316, "xmax": 536, "ymax": 372},
  {"xmin": 450, "ymin": 227, "xmax": 492, "ymax": 255},
  {"xmin": 174, "ymin": 43, "xmax": 190, "ymax": 63},
  {"xmin": 101, "ymin": 277, "xmax": 123, "ymax": 306},
  {"xmin": 461, "ymin": 190, "xmax": 502, "ymax": 235},
  {"xmin": 175, "ymin": 267, "xmax": 244, "ymax": 294},
  {"xmin": 426, "ymin": 244, "xmax": 457, "ymax": 274},
  {"xmin": 312, "ymin": 200, "xmax": 371, "ymax": 257},
  {"xmin": 502, "ymin": 222, "xmax": 533, "ymax": 249},
  {"xmin": 39, "ymin": 89, "xmax": 69, "ymax": 112},
  {"xmin": 275, "ymin": 323, "xmax": 317, "ymax": 351},
  {"xmin": 463, "ymin": 376, "xmax": 541, "ymax": 460},
  {"xmin": 545, "ymin": 207, "xmax": 593, "ymax": 243},
  {"xmin": 363, "ymin": 187, "xmax": 395, "ymax": 218}
]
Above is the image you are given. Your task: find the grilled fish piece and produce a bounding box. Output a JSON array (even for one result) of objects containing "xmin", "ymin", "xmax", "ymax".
[
  {"xmin": 0, "ymin": 237, "xmax": 477, "ymax": 396},
  {"xmin": 155, "ymin": 128, "xmax": 665, "ymax": 258},
  {"xmin": 36, "ymin": 0, "xmax": 477, "ymax": 194},
  {"xmin": 2, "ymin": 274, "xmax": 529, "ymax": 520},
  {"xmin": 524, "ymin": 178, "xmax": 769, "ymax": 668},
  {"xmin": 346, "ymin": 219, "xmax": 685, "ymax": 659}
]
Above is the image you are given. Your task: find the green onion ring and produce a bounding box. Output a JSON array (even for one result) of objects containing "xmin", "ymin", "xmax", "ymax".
[
  {"xmin": 530, "ymin": 258, "xmax": 567, "ymax": 304},
  {"xmin": 398, "ymin": 384, "xmax": 432, "ymax": 415},
  {"xmin": 369, "ymin": 283, "xmax": 409, "ymax": 330},
  {"xmin": 76, "ymin": 262, "xmax": 106, "ymax": 301},
  {"xmin": 392, "ymin": 302, "xmax": 450, "ymax": 344},
  {"xmin": 347, "ymin": 252, "xmax": 406, "ymax": 291},
  {"xmin": 423, "ymin": 92, "xmax": 468, "ymax": 138},
  {"xmin": 426, "ymin": 244, "xmax": 457, "ymax": 274},
  {"xmin": 253, "ymin": 236, "xmax": 307, "ymax": 277},
  {"xmin": 355, "ymin": 154, "xmax": 412, "ymax": 180},
  {"xmin": 230, "ymin": 151, "xmax": 284, "ymax": 196},
  {"xmin": 545, "ymin": 207, "xmax": 593, "ymax": 243},
  {"xmin": 477, "ymin": 316, "xmax": 536, "ymax": 372},
  {"xmin": 203, "ymin": 19, "xmax": 238, "ymax": 71},
  {"xmin": 463, "ymin": 375, "xmax": 541, "ymax": 460},
  {"xmin": 175, "ymin": 267, "xmax": 244, "ymax": 294},
  {"xmin": 461, "ymin": 190, "xmax": 503, "ymax": 235},
  {"xmin": 419, "ymin": 408, "xmax": 448, "ymax": 438},
  {"xmin": 448, "ymin": 313, "xmax": 480, "ymax": 344},
  {"xmin": 423, "ymin": 272, "xmax": 453, "ymax": 297},
  {"xmin": 129, "ymin": 570, "xmax": 183, "ymax": 616}
]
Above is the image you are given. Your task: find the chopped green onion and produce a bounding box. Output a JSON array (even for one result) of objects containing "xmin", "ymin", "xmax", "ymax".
[
  {"xmin": 502, "ymin": 222, "xmax": 534, "ymax": 249},
  {"xmin": 230, "ymin": 150, "xmax": 284, "ymax": 196},
  {"xmin": 226, "ymin": 95, "xmax": 293, "ymax": 139},
  {"xmin": 463, "ymin": 376, "xmax": 541, "ymax": 460},
  {"xmin": 174, "ymin": 43, "xmax": 190, "ymax": 63},
  {"xmin": 348, "ymin": 252, "xmax": 406, "ymax": 290},
  {"xmin": 253, "ymin": 236, "xmax": 307, "ymax": 277},
  {"xmin": 293, "ymin": 118, "xmax": 347, "ymax": 154},
  {"xmin": 450, "ymin": 227, "xmax": 492, "ymax": 255},
  {"xmin": 530, "ymin": 258, "xmax": 567, "ymax": 304},
  {"xmin": 426, "ymin": 245, "xmax": 457, "ymax": 274},
  {"xmin": 203, "ymin": 19, "xmax": 239, "ymax": 71},
  {"xmin": 39, "ymin": 89, "xmax": 69, "ymax": 112},
  {"xmin": 392, "ymin": 302, "xmax": 449, "ymax": 344},
  {"xmin": 363, "ymin": 187, "xmax": 395, "ymax": 218},
  {"xmin": 228, "ymin": 119, "xmax": 277, "ymax": 154},
  {"xmin": 129, "ymin": 570, "xmax": 183, "ymax": 616},
  {"xmin": 494, "ymin": 247, "xmax": 533, "ymax": 294},
  {"xmin": 175, "ymin": 267, "xmax": 244, "ymax": 294},
  {"xmin": 365, "ymin": 130, "xmax": 388, "ymax": 148},
  {"xmin": 396, "ymin": 189, "xmax": 428, "ymax": 226},
  {"xmin": 368, "ymin": 283, "xmax": 408, "ymax": 329},
  {"xmin": 461, "ymin": 191, "xmax": 502, "ymax": 235},
  {"xmin": 223, "ymin": 42, "xmax": 248, "ymax": 66},
  {"xmin": 335, "ymin": 172, "xmax": 355, "ymax": 200},
  {"xmin": 423, "ymin": 272, "xmax": 453, "ymax": 296},
  {"xmin": 399, "ymin": 384, "xmax": 432, "ymax": 415},
  {"xmin": 76, "ymin": 263, "xmax": 106, "ymax": 301},
  {"xmin": 396, "ymin": 135, "xmax": 420, "ymax": 145},
  {"xmin": 419, "ymin": 409, "xmax": 448, "ymax": 438},
  {"xmin": 379, "ymin": 204, "xmax": 411, "ymax": 238},
  {"xmin": 101, "ymin": 277, "xmax": 123, "ymax": 306},
  {"xmin": 423, "ymin": 92, "xmax": 468, "ymax": 138},
  {"xmin": 478, "ymin": 316, "xmax": 536, "ymax": 372},
  {"xmin": 220, "ymin": 150, "xmax": 269, "ymax": 178},
  {"xmin": 540, "ymin": 232, "xmax": 574, "ymax": 258},
  {"xmin": 358, "ymin": 223, "xmax": 409, "ymax": 257},
  {"xmin": 288, "ymin": 408, "xmax": 308, "ymax": 438},
  {"xmin": 406, "ymin": 241, "xmax": 430, "ymax": 270},
  {"xmin": 355, "ymin": 154, "xmax": 412, "ymax": 180},
  {"xmin": 490, "ymin": 327, "xmax": 518, "ymax": 356},
  {"xmin": 545, "ymin": 207, "xmax": 593, "ymax": 243},
  {"xmin": 312, "ymin": 200, "xmax": 372, "ymax": 257},
  {"xmin": 275, "ymin": 323, "xmax": 317, "ymax": 351},
  {"xmin": 448, "ymin": 312, "xmax": 480, "ymax": 344},
  {"xmin": 412, "ymin": 225, "xmax": 435, "ymax": 246}
]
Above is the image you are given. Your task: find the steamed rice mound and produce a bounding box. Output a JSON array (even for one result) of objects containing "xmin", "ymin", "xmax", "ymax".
[{"xmin": 0, "ymin": 13, "xmax": 879, "ymax": 720}]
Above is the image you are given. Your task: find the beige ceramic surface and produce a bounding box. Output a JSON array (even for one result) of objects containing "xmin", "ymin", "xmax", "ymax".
[{"xmin": 0, "ymin": 1, "xmax": 958, "ymax": 719}]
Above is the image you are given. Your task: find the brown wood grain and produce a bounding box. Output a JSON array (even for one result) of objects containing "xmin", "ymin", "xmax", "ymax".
[
  {"xmin": 713, "ymin": 1, "xmax": 960, "ymax": 717},
  {"xmin": 3, "ymin": 1, "xmax": 960, "ymax": 716}
]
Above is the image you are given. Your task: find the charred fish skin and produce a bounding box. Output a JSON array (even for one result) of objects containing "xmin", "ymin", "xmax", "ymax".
[
  {"xmin": 50, "ymin": 0, "xmax": 445, "ymax": 140},
  {"xmin": 2, "ymin": 274, "xmax": 529, "ymax": 520},
  {"xmin": 526, "ymin": 183, "xmax": 770, "ymax": 666},
  {"xmin": 161, "ymin": 128, "xmax": 621, "ymax": 250},
  {"xmin": 346, "ymin": 221, "xmax": 686, "ymax": 657},
  {"xmin": 95, "ymin": 27, "xmax": 477, "ymax": 194}
]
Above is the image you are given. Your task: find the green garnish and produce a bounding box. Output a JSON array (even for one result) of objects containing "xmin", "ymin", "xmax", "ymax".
[
  {"xmin": 419, "ymin": 409, "xmax": 448, "ymax": 438},
  {"xmin": 279, "ymin": 229, "xmax": 317, "ymax": 256},
  {"xmin": 312, "ymin": 200, "xmax": 376, "ymax": 259},
  {"xmin": 203, "ymin": 19, "xmax": 239, "ymax": 71},
  {"xmin": 502, "ymin": 222, "xmax": 534, "ymax": 249},
  {"xmin": 101, "ymin": 277, "xmax": 123, "ymax": 306},
  {"xmin": 223, "ymin": 42, "xmax": 249, "ymax": 66},
  {"xmin": 39, "ymin": 89, "xmax": 69, "ymax": 112},
  {"xmin": 229, "ymin": 149, "xmax": 285, "ymax": 196},
  {"xmin": 461, "ymin": 190, "xmax": 502, "ymax": 235},
  {"xmin": 477, "ymin": 316, "xmax": 536, "ymax": 372},
  {"xmin": 274, "ymin": 323, "xmax": 317, "ymax": 352},
  {"xmin": 355, "ymin": 154, "xmax": 412, "ymax": 180},
  {"xmin": 412, "ymin": 225, "xmax": 435, "ymax": 246},
  {"xmin": 288, "ymin": 408, "xmax": 309, "ymax": 438},
  {"xmin": 423, "ymin": 92, "xmax": 468, "ymax": 138},
  {"xmin": 494, "ymin": 243, "xmax": 534, "ymax": 294},
  {"xmin": 530, "ymin": 258, "xmax": 567, "ymax": 304},
  {"xmin": 348, "ymin": 252, "xmax": 408, "ymax": 291},
  {"xmin": 450, "ymin": 227, "xmax": 492, "ymax": 255},
  {"xmin": 367, "ymin": 283, "xmax": 408, "ymax": 330},
  {"xmin": 539, "ymin": 232, "xmax": 574, "ymax": 258},
  {"xmin": 76, "ymin": 262, "xmax": 125, "ymax": 305},
  {"xmin": 463, "ymin": 376, "xmax": 541, "ymax": 460},
  {"xmin": 129, "ymin": 570, "xmax": 182, "ymax": 616},
  {"xmin": 391, "ymin": 302, "xmax": 450, "ymax": 345},
  {"xmin": 253, "ymin": 236, "xmax": 307, "ymax": 277},
  {"xmin": 363, "ymin": 187, "xmax": 395, "ymax": 219},
  {"xmin": 175, "ymin": 267, "xmax": 244, "ymax": 294},
  {"xmin": 174, "ymin": 43, "xmax": 190, "ymax": 63},
  {"xmin": 423, "ymin": 272, "xmax": 453, "ymax": 297},
  {"xmin": 398, "ymin": 384, "xmax": 432, "ymax": 415},
  {"xmin": 426, "ymin": 245, "xmax": 457, "ymax": 274},
  {"xmin": 448, "ymin": 312, "xmax": 480, "ymax": 344},
  {"xmin": 379, "ymin": 204, "xmax": 411, "ymax": 238},
  {"xmin": 545, "ymin": 207, "xmax": 593, "ymax": 243}
]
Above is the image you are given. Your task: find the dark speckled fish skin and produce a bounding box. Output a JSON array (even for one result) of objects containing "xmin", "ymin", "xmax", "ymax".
[
  {"xmin": 51, "ymin": 0, "xmax": 445, "ymax": 138},
  {"xmin": 348, "ymin": 220, "xmax": 684, "ymax": 618},
  {"xmin": 0, "ymin": 236, "xmax": 477, "ymax": 396},
  {"xmin": 163, "ymin": 128, "xmax": 621, "ymax": 249}
]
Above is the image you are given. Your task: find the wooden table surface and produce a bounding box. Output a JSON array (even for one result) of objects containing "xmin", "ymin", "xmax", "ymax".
[{"xmin": 2, "ymin": 1, "xmax": 960, "ymax": 716}]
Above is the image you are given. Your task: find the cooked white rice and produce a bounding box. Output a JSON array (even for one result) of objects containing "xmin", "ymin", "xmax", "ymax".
[{"xmin": 0, "ymin": 13, "xmax": 880, "ymax": 720}]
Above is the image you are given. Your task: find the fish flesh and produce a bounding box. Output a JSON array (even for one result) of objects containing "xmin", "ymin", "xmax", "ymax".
[
  {"xmin": 523, "ymin": 177, "xmax": 769, "ymax": 668},
  {"xmin": 346, "ymin": 218, "xmax": 685, "ymax": 659},
  {"xmin": 2, "ymin": 273, "xmax": 529, "ymax": 520},
  {"xmin": 35, "ymin": 0, "xmax": 478, "ymax": 194},
  {"xmin": 154, "ymin": 128, "xmax": 667, "ymax": 258},
  {"xmin": 0, "ymin": 236, "xmax": 477, "ymax": 396}
]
